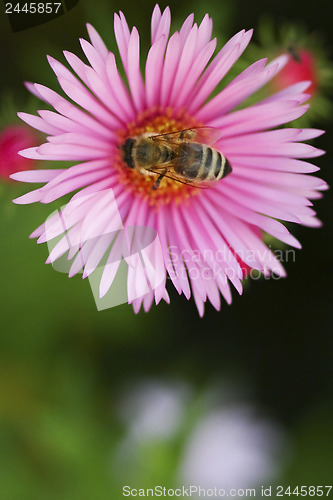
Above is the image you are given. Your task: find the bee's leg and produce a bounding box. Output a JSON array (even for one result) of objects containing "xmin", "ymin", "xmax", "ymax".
[{"xmin": 152, "ymin": 169, "xmax": 167, "ymax": 190}]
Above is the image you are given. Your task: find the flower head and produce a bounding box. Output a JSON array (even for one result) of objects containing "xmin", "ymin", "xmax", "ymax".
[{"xmin": 11, "ymin": 6, "xmax": 327, "ymax": 316}]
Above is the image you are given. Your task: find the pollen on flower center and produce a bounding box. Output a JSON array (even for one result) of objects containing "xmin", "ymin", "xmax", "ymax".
[{"xmin": 114, "ymin": 107, "xmax": 202, "ymax": 207}]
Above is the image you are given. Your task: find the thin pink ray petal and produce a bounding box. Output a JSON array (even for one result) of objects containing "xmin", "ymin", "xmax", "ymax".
[
  {"xmin": 13, "ymin": 189, "xmax": 42, "ymax": 204},
  {"xmin": 180, "ymin": 202, "xmax": 245, "ymax": 288},
  {"xmin": 296, "ymin": 129, "xmax": 325, "ymax": 141},
  {"xmin": 105, "ymin": 53, "xmax": 136, "ymax": 120},
  {"xmin": 151, "ymin": 4, "xmax": 162, "ymax": 42},
  {"xmin": 229, "ymin": 154, "xmax": 320, "ymax": 173},
  {"xmin": 83, "ymin": 234, "xmax": 115, "ymax": 278},
  {"xmin": 179, "ymin": 13, "xmax": 194, "ymax": 43},
  {"xmin": 23, "ymin": 142, "xmax": 108, "ymax": 161},
  {"xmin": 298, "ymin": 215, "xmax": 322, "ymax": 227},
  {"xmin": 160, "ymin": 32, "xmax": 181, "ymax": 107},
  {"xmin": 156, "ymin": 209, "xmax": 183, "ymax": 295},
  {"xmin": 143, "ymin": 291, "xmax": 155, "ymax": 313},
  {"xmin": 232, "ymin": 220, "xmax": 287, "ymax": 277},
  {"xmin": 197, "ymin": 14, "xmax": 213, "ymax": 50},
  {"xmin": 85, "ymin": 67, "xmax": 128, "ymax": 124},
  {"xmin": 80, "ymin": 192, "xmax": 124, "ymax": 243},
  {"xmin": 47, "ymin": 132, "xmax": 111, "ymax": 150},
  {"xmin": 24, "ymin": 81, "xmax": 49, "ymax": 103},
  {"xmin": 79, "ymin": 38, "xmax": 106, "ymax": 76},
  {"xmin": 160, "ymin": 206, "xmax": 191, "ymax": 299},
  {"xmin": 40, "ymin": 160, "xmax": 114, "ymax": 193},
  {"xmin": 49, "ymin": 54, "xmax": 120, "ymax": 122},
  {"xmin": 10, "ymin": 169, "xmax": 65, "ymax": 183},
  {"xmin": 40, "ymin": 169, "xmax": 111, "ymax": 203},
  {"xmin": 205, "ymin": 278, "xmax": 221, "ymax": 311},
  {"xmin": 261, "ymin": 81, "xmax": 312, "ymax": 104},
  {"xmin": 223, "ymin": 138, "xmax": 324, "ymax": 158},
  {"xmin": 46, "ymin": 233, "xmax": 71, "ymax": 264},
  {"xmin": 114, "ymin": 12, "xmax": 131, "ymax": 72},
  {"xmin": 232, "ymin": 166, "xmax": 328, "ymax": 192},
  {"xmin": 169, "ymin": 25, "xmax": 198, "ymax": 106},
  {"xmin": 145, "ymin": 35, "xmax": 167, "ymax": 108},
  {"xmin": 18, "ymin": 111, "xmax": 63, "ymax": 135},
  {"xmin": 63, "ymin": 51, "xmax": 91, "ymax": 86},
  {"xmin": 86, "ymin": 23, "xmax": 109, "ymax": 60},
  {"xmin": 38, "ymin": 110, "xmax": 88, "ymax": 134},
  {"xmin": 178, "ymin": 203, "xmax": 234, "ymax": 283},
  {"xmin": 196, "ymin": 61, "xmax": 279, "ymax": 121},
  {"xmin": 186, "ymin": 43, "xmax": 241, "ymax": 113},
  {"xmin": 210, "ymin": 102, "xmax": 309, "ymax": 136},
  {"xmin": 151, "ymin": 5, "xmax": 171, "ymax": 44},
  {"xmin": 174, "ymin": 39, "xmax": 216, "ymax": 109},
  {"xmin": 47, "ymin": 55, "xmax": 80, "ymax": 84},
  {"xmin": 219, "ymin": 183, "xmax": 301, "ymax": 223},
  {"xmin": 126, "ymin": 27, "xmax": 145, "ymax": 111},
  {"xmin": 187, "ymin": 29, "xmax": 253, "ymax": 113},
  {"xmin": 99, "ymin": 227, "xmax": 130, "ymax": 297},
  {"xmin": 207, "ymin": 191, "xmax": 302, "ymax": 249},
  {"xmin": 58, "ymin": 77, "xmax": 121, "ymax": 129},
  {"xmin": 35, "ymin": 84, "xmax": 116, "ymax": 140},
  {"xmin": 191, "ymin": 281, "xmax": 205, "ymax": 317},
  {"xmin": 224, "ymin": 176, "xmax": 312, "ymax": 207},
  {"xmin": 196, "ymin": 195, "xmax": 264, "ymax": 270}
]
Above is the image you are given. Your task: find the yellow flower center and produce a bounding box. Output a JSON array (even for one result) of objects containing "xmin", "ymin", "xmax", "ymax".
[{"xmin": 114, "ymin": 107, "xmax": 202, "ymax": 207}]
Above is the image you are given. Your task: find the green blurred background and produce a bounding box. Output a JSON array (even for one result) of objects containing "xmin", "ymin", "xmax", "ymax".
[{"xmin": 0, "ymin": 0, "xmax": 332, "ymax": 498}]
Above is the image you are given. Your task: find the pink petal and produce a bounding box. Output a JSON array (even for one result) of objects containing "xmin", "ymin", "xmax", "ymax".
[
  {"xmin": 57, "ymin": 77, "xmax": 121, "ymax": 129},
  {"xmin": 210, "ymin": 102, "xmax": 309, "ymax": 136},
  {"xmin": 18, "ymin": 111, "xmax": 63, "ymax": 135},
  {"xmin": 126, "ymin": 27, "xmax": 145, "ymax": 111},
  {"xmin": 175, "ymin": 39, "xmax": 216, "ymax": 109},
  {"xmin": 151, "ymin": 5, "xmax": 171, "ymax": 44},
  {"xmin": 105, "ymin": 52, "xmax": 136, "ymax": 121},
  {"xmin": 24, "ymin": 81, "xmax": 49, "ymax": 103},
  {"xmin": 145, "ymin": 35, "xmax": 167, "ymax": 108},
  {"xmin": 79, "ymin": 38, "xmax": 106, "ymax": 76},
  {"xmin": 160, "ymin": 32, "xmax": 181, "ymax": 107},
  {"xmin": 228, "ymin": 155, "xmax": 320, "ymax": 173},
  {"xmin": 35, "ymin": 84, "xmax": 115, "ymax": 140},
  {"xmin": 86, "ymin": 23, "xmax": 109, "ymax": 60},
  {"xmin": 169, "ymin": 25, "xmax": 199, "ymax": 106},
  {"xmin": 63, "ymin": 51, "xmax": 91, "ymax": 87},
  {"xmin": 85, "ymin": 67, "xmax": 127, "ymax": 124},
  {"xmin": 187, "ymin": 29, "xmax": 253, "ymax": 113},
  {"xmin": 114, "ymin": 12, "xmax": 131, "ymax": 72},
  {"xmin": 197, "ymin": 14, "xmax": 213, "ymax": 50},
  {"xmin": 10, "ymin": 169, "xmax": 65, "ymax": 183}
]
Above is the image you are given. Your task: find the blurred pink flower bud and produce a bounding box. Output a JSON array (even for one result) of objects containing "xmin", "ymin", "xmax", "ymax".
[{"xmin": 0, "ymin": 125, "xmax": 37, "ymax": 181}]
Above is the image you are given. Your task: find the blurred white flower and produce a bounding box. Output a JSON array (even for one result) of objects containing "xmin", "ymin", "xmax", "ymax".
[
  {"xmin": 118, "ymin": 379, "xmax": 191, "ymax": 441},
  {"xmin": 179, "ymin": 405, "xmax": 286, "ymax": 492}
]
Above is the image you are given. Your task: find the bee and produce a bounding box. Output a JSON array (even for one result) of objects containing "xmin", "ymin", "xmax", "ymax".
[{"xmin": 120, "ymin": 127, "xmax": 232, "ymax": 190}]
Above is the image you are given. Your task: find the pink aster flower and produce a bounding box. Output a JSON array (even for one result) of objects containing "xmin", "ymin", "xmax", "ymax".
[
  {"xmin": 11, "ymin": 6, "xmax": 327, "ymax": 316},
  {"xmin": 273, "ymin": 48, "xmax": 319, "ymax": 96}
]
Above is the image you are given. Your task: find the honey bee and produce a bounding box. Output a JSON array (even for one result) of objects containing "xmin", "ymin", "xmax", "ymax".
[{"xmin": 120, "ymin": 127, "xmax": 232, "ymax": 190}]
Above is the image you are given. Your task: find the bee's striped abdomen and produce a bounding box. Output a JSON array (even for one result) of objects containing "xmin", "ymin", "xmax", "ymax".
[{"xmin": 198, "ymin": 145, "xmax": 232, "ymax": 181}]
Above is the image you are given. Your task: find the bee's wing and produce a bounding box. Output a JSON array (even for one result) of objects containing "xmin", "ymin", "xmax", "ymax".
[
  {"xmin": 147, "ymin": 161, "xmax": 214, "ymax": 189},
  {"xmin": 150, "ymin": 127, "xmax": 222, "ymax": 146}
]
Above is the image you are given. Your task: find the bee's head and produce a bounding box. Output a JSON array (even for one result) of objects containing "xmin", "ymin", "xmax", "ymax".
[{"xmin": 121, "ymin": 137, "xmax": 136, "ymax": 168}]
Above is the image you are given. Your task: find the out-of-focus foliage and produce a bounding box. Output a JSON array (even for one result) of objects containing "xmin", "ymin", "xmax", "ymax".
[{"xmin": 0, "ymin": 0, "xmax": 332, "ymax": 498}]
